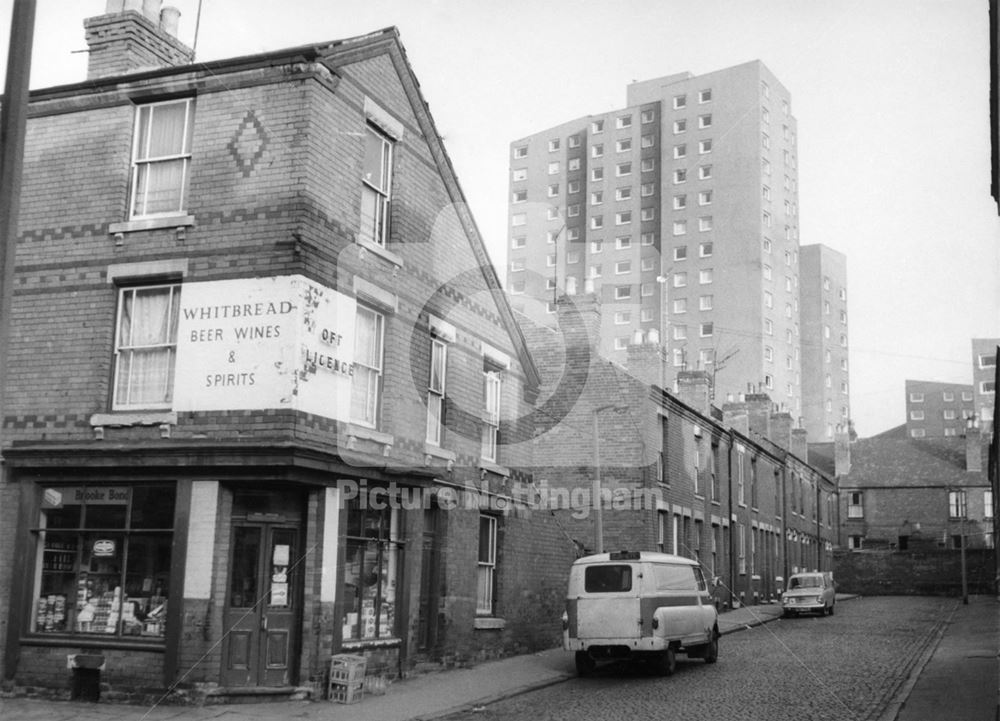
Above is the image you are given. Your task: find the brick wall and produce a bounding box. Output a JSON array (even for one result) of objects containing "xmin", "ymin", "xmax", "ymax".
[{"xmin": 833, "ymin": 548, "xmax": 996, "ymax": 596}]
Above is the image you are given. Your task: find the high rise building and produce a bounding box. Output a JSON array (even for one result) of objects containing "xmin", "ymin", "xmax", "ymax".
[
  {"xmin": 971, "ymin": 338, "xmax": 998, "ymax": 434},
  {"xmin": 800, "ymin": 244, "xmax": 851, "ymax": 441},
  {"xmin": 507, "ymin": 61, "xmax": 846, "ymax": 434},
  {"xmin": 903, "ymin": 380, "xmax": 975, "ymax": 438}
]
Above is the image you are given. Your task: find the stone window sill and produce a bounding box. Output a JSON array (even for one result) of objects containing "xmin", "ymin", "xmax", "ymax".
[
  {"xmin": 473, "ymin": 617, "xmax": 506, "ymax": 630},
  {"xmin": 356, "ymin": 236, "xmax": 404, "ymax": 267},
  {"xmin": 109, "ymin": 214, "xmax": 196, "ymax": 234},
  {"xmin": 91, "ymin": 411, "xmax": 177, "ymax": 427}
]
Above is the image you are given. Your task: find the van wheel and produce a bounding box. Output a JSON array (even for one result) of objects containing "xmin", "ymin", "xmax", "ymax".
[
  {"xmin": 704, "ymin": 635, "xmax": 719, "ymax": 664},
  {"xmin": 828, "ymin": 603, "xmax": 835, "ymax": 616},
  {"xmin": 575, "ymin": 651, "xmax": 596, "ymax": 677},
  {"xmin": 655, "ymin": 647, "xmax": 677, "ymax": 676}
]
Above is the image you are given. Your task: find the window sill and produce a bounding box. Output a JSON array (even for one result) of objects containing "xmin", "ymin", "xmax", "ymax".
[
  {"xmin": 473, "ymin": 617, "xmax": 506, "ymax": 630},
  {"xmin": 424, "ymin": 443, "xmax": 456, "ymax": 469},
  {"xmin": 341, "ymin": 637, "xmax": 401, "ymax": 649},
  {"xmin": 21, "ymin": 634, "xmax": 165, "ymax": 652},
  {"xmin": 344, "ymin": 423, "xmax": 394, "ymax": 455},
  {"xmin": 356, "ymin": 236, "xmax": 404, "ymax": 268},
  {"xmin": 478, "ymin": 460, "xmax": 511, "ymax": 478},
  {"xmin": 109, "ymin": 214, "xmax": 196, "ymax": 234},
  {"xmin": 90, "ymin": 411, "xmax": 177, "ymax": 428}
]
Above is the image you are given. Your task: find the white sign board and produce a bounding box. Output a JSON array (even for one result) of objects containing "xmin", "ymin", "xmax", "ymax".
[{"xmin": 173, "ymin": 275, "xmax": 356, "ymax": 421}]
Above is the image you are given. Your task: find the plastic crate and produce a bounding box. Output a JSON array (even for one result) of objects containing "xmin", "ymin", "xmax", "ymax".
[
  {"xmin": 329, "ymin": 680, "xmax": 364, "ymax": 704},
  {"xmin": 329, "ymin": 654, "xmax": 367, "ymax": 684}
]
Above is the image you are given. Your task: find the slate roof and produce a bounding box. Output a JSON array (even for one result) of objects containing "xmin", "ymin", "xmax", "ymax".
[{"xmin": 845, "ymin": 434, "xmax": 989, "ymax": 488}]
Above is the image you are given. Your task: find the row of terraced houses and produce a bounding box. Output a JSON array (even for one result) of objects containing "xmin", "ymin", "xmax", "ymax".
[{"xmin": 0, "ymin": 3, "xmax": 839, "ymax": 702}]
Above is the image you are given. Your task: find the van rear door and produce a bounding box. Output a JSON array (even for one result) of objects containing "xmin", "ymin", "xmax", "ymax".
[{"xmin": 576, "ymin": 563, "xmax": 640, "ymax": 640}]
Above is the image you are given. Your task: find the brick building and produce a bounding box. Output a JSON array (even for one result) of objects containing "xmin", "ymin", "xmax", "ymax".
[
  {"xmin": 839, "ymin": 428, "xmax": 994, "ymax": 552},
  {"xmin": 0, "ymin": 3, "xmax": 574, "ymax": 700},
  {"xmin": 519, "ymin": 293, "xmax": 838, "ymax": 609}
]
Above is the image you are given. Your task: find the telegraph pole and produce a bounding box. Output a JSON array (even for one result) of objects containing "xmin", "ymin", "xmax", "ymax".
[
  {"xmin": 0, "ymin": 0, "xmax": 36, "ymax": 682},
  {"xmin": 0, "ymin": 0, "xmax": 36, "ymax": 410}
]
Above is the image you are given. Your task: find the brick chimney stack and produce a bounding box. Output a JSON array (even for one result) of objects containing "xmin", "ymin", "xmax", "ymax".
[
  {"xmin": 625, "ymin": 330, "xmax": 666, "ymax": 389},
  {"xmin": 769, "ymin": 411, "xmax": 793, "ymax": 451},
  {"xmin": 722, "ymin": 396, "xmax": 750, "ymax": 436},
  {"xmin": 676, "ymin": 370, "xmax": 712, "ymax": 415},
  {"xmin": 85, "ymin": 0, "xmax": 194, "ymax": 80},
  {"xmin": 790, "ymin": 427, "xmax": 809, "ymax": 460},
  {"xmin": 965, "ymin": 423, "xmax": 983, "ymax": 473},
  {"xmin": 745, "ymin": 392, "xmax": 773, "ymax": 440},
  {"xmin": 834, "ymin": 424, "xmax": 852, "ymax": 477}
]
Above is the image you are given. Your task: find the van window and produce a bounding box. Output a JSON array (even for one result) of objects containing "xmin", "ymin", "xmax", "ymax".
[
  {"xmin": 585, "ymin": 565, "xmax": 632, "ymax": 593},
  {"xmin": 653, "ymin": 564, "xmax": 699, "ymax": 591}
]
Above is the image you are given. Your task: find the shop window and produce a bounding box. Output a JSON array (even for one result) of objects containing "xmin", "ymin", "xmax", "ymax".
[
  {"xmin": 113, "ymin": 284, "xmax": 181, "ymax": 410},
  {"xmin": 31, "ymin": 484, "xmax": 175, "ymax": 638},
  {"xmin": 343, "ymin": 496, "xmax": 401, "ymax": 641}
]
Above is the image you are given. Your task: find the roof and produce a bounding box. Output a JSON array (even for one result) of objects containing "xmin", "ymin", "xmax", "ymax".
[
  {"xmin": 572, "ymin": 552, "xmax": 698, "ymax": 566},
  {"xmin": 845, "ymin": 434, "xmax": 989, "ymax": 488}
]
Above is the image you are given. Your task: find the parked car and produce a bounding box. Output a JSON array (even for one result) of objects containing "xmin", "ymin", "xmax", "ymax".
[
  {"xmin": 781, "ymin": 571, "xmax": 836, "ymax": 617},
  {"xmin": 562, "ymin": 551, "xmax": 719, "ymax": 676}
]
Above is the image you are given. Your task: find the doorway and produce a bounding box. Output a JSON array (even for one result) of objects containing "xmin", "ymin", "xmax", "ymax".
[{"xmin": 221, "ymin": 521, "xmax": 302, "ymax": 687}]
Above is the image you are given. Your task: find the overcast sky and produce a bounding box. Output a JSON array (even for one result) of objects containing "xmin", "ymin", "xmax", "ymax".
[{"xmin": 1, "ymin": 0, "xmax": 997, "ymax": 437}]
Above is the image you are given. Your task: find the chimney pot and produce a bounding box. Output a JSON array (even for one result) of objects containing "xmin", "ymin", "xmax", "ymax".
[{"xmin": 142, "ymin": 0, "xmax": 161, "ymax": 22}]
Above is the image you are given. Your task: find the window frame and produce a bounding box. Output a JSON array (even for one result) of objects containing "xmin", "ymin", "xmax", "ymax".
[
  {"xmin": 112, "ymin": 283, "xmax": 182, "ymax": 411},
  {"xmin": 360, "ymin": 123, "xmax": 396, "ymax": 247},
  {"xmin": 426, "ymin": 337, "xmax": 448, "ymax": 446},
  {"xmin": 351, "ymin": 305, "xmax": 386, "ymax": 428},
  {"xmin": 129, "ymin": 98, "xmax": 195, "ymax": 220}
]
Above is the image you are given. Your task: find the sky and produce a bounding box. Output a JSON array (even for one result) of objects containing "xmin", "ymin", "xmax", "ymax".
[{"xmin": 0, "ymin": 0, "xmax": 997, "ymax": 438}]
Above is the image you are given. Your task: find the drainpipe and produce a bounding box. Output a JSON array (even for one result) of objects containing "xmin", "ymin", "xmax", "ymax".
[{"xmin": 727, "ymin": 429, "xmax": 736, "ymax": 607}]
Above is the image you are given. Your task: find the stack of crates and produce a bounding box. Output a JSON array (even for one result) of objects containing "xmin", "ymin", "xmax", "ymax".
[{"xmin": 328, "ymin": 654, "xmax": 366, "ymax": 704}]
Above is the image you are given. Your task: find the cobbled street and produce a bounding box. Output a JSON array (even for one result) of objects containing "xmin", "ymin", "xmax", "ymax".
[{"xmin": 442, "ymin": 597, "xmax": 950, "ymax": 721}]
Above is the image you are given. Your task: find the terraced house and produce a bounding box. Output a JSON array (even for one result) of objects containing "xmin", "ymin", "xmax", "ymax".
[
  {"xmin": 0, "ymin": 2, "xmax": 573, "ymax": 701},
  {"xmin": 518, "ymin": 294, "xmax": 839, "ymax": 609}
]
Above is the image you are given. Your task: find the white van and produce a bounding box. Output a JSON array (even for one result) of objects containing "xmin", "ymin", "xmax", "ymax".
[{"xmin": 563, "ymin": 551, "xmax": 719, "ymax": 676}]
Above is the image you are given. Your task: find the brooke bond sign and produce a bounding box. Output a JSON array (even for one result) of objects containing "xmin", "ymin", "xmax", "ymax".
[{"xmin": 173, "ymin": 275, "xmax": 357, "ymax": 420}]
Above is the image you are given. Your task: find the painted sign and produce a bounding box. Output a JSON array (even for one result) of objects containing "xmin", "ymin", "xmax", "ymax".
[
  {"xmin": 173, "ymin": 275, "xmax": 356, "ymax": 420},
  {"xmin": 41, "ymin": 487, "xmax": 131, "ymax": 508}
]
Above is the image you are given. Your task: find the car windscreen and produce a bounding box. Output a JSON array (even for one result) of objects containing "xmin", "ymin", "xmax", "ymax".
[
  {"xmin": 790, "ymin": 576, "xmax": 821, "ymax": 589},
  {"xmin": 584, "ymin": 564, "xmax": 632, "ymax": 593}
]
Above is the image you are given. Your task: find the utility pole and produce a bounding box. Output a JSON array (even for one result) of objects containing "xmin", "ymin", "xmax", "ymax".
[
  {"xmin": 0, "ymin": 0, "xmax": 36, "ymax": 683},
  {"xmin": 0, "ymin": 0, "xmax": 35, "ymax": 410}
]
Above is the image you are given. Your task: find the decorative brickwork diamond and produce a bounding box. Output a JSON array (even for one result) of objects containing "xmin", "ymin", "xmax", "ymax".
[{"xmin": 227, "ymin": 110, "xmax": 270, "ymax": 177}]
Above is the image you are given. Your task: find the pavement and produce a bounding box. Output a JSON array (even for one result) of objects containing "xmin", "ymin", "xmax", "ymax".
[
  {"xmin": 888, "ymin": 594, "xmax": 999, "ymax": 721},
  {"xmin": 0, "ymin": 594, "xmax": 994, "ymax": 721}
]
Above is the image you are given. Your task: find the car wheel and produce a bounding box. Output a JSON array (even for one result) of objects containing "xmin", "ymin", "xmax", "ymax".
[
  {"xmin": 782, "ymin": 609, "xmax": 792, "ymax": 619},
  {"xmin": 575, "ymin": 651, "xmax": 596, "ymax": 677},
  {"xmin": 655, "ymin": 647, "xmax": 677, "ymax": 676},
  {"xmin": 829, "ymin": 603, "xmax": 835, "ymax": 616},
  {"xmin": 704, "ymin": 634, "xmax": 719, "ymax": 664}
]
